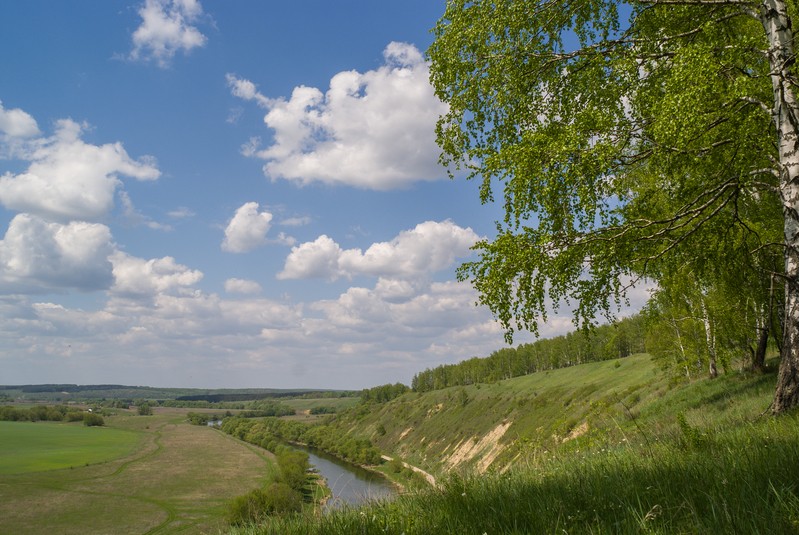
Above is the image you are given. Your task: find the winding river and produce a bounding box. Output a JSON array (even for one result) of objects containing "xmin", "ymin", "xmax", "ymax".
[{"xmin": 296, "ymin": 446, "xmax": 396, "ymax": 510}]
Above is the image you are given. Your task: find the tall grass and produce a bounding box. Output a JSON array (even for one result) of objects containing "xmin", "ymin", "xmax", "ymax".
[{"xmin": 228, "ymin": 412, "xmax": 799, "ymax": 534}]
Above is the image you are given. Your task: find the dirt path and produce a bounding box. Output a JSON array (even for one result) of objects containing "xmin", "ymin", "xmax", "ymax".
[{"xmin": 381, "ymin": 455, "xmax": 437, "ymax": 487}]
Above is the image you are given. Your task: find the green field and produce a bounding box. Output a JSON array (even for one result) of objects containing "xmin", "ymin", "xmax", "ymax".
[
  {"xmin": 0, "ymin": 421, "xmax": 139, "ymax": 474},
  {"xmin": 0, "ymin": 409, "xmax": 275, "ymax": 535}
]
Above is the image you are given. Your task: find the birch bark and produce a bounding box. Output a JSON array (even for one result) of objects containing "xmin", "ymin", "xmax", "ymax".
[{"xmin": 761, "ymin": 0, "xmax": 799, "ymax": 412}]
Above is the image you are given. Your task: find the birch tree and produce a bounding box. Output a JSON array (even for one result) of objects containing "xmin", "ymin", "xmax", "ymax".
[{"xmin": 429, "ymin": 0, "xmax": 799, "ymax": 413}]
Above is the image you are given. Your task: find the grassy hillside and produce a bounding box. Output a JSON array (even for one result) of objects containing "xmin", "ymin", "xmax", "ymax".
[
  {"xmin": 334, "ymin": 353, "xmax": 778, "ymax": 477},
  {"xmin": 230, "ymin": 354, "xmax": 798, "ymax": 534}
]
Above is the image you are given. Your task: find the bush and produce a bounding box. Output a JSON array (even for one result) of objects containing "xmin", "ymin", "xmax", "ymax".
[
  {"xmin": 226, "ymin": 483, "xmax": 303, "ymax": 525},
  {"xmin": 263, "ymin": 482, "xmax": 303, "ymax": 514},
  {"xmin": 226, "ymin": 488, "xmax": 270, "ymax": 526},
  {"xmin": 388, "ymin": 458, "xmax": 404, "ymax": 473},
  {"xmin": 137, "ymin": 403, "xmax": 153, "ymax": 416},
  {"xmin": 83, "ymin": 413, "xmax": 105, "ymax": 426},
  {"xmin": 66, "ymin": 411, "xmax": 85, "ymax": 422}
]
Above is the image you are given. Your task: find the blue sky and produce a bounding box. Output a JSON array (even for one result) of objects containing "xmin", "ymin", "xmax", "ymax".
[{"xmin": 0, "ymin": 1, "xmax": 647, "ymax": 389}]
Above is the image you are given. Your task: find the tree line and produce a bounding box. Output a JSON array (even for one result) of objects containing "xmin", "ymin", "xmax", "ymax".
[
  {"xmin": 0, "ymin": 404, "xmax": 104, "ymax": 426},
  {"xmin": 360, "ymin": 383, "xmax": 410, "ymax": 403},
  {"xmin": 222, "ymin": 416, "xmax": 382, "ymax": 466},
  {"xmin": 412, "ymin": 316, "xmax": 646, "ymax": 392}
]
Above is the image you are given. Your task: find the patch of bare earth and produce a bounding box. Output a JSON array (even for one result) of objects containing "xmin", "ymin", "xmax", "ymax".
[
  {"xmin": 562, "ymin": 421, "xmax": 589, "ymax": 443},
  {"xmin": 446, "ymin": 421, "xmax": 513, "ymax": 473}
]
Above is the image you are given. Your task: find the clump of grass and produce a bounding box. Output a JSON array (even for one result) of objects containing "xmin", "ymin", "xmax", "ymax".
[{"xmin": 228, "ymin": 413, "xmax": 799, "ymax": 534}]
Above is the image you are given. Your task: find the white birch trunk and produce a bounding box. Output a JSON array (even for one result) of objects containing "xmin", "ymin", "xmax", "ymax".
[
  {"xmin": 670, "ymin": 314, "xmax": 690, "ymax": 379},
  {"xmin": 761, "ymin": 0, "xmax": 799, "ymax": 413},
  {"xmin": 700, "ymin": 297, "xmax": 718, "ymax": 378}
]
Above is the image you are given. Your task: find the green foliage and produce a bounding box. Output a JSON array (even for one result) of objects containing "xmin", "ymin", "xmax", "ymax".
[
  {"xmin": 137, "ymin": 403, "xmax": 152, "ymax": 416},
  {"xmin": 274, "ymin": 447, "xmax": 311, "ymax": 491},
  {"xmin": 186, "ymin": 412, "xmax": 210, "ymax": 425},
  {"xmin": 675, "ymin": 412, "xmax": 708, "ymax": 449},
  {"xmin": 427, "ymin": 0, "xmax": 799, "ymax": 413},
  {"xmin": 387, "ymin": 458, "xmax": 403, "ymax": 474},
  {"xmin": 221, "ymin": 416, "xmax": 383, "ymax": 467},
  {"xmin": 308, "ymin": 405, "xmax": 336, "ymax": 415},
  {"xmin": 429, "ymin": 0, "xmax": 781, "ymax": 335},
  {"xmin": 226, "ymin": 482, "xmax": 304, "ymax": 526},
  {"xmin": 360, "ymin": 383, "xmax": 410, "ymax": 404},
  {"xmin": 82, "ymin": 413, "xmax": 105, "ymax": 427},
  {"xmin": 227, "ymin": 488, "xmax": 271, "ymax": 526},
  {"xmin": 0, "ymin": 404, "xmax": 89, "ymax": 423}
]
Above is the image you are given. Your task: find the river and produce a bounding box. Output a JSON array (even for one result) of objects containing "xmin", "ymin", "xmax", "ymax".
[{"xmin": 296, "ymin": 446, "xmax": 396, "ymax": 510}]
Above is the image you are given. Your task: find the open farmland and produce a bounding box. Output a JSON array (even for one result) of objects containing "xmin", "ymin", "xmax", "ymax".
[
  {"xmin": 0, "ymin": 409, "xmax": 274, "ymax": 535},
  {"xmin": 0, "ymin": 421, "xmax": 138, "ymax": 474}
]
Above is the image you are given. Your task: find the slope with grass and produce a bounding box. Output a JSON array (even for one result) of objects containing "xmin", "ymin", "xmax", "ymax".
[
  {"xmin": 334, "ymin": 354, "xmax": 681, "ymax": 476},
  {"xmin": 231, "ymin": 355, "xmax": 799, "ymax": 534}
]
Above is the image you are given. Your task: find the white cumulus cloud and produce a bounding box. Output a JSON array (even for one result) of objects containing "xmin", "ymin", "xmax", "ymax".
[
  {"xmin": 130, "ymin": 0, "xmax": 208, "ymax": 68},
  {"xmin": 230, "ymin": 42, "xmax": 448, "ymax": 189},
  {"xmin": 0, "ymin": 119, "xmax": 160, "ymax": 222},
  {"xmin": 0, "ymin": 214, "xmax": 115, "ymax": 292},
  {"xmin": 0, "ymin": 101, "xmax": 40, "ymax": 139},
  {"xmin": 278, "ymin": 220, "xmax": 479, "ymax": 281},
  {"xmin": 222, "ymin": 202, "xmax": 273, "ymax": 253},
  {"xmin": 110, "ymin": 251, "xmax": 203, "ymax": 298},
  {"xmin": 224, "ymin": 278, "xmax": 262, "ymax": 295},
  {"xmin": 278, "ymin": 235, "xmax": 343, "ymax": 280}
]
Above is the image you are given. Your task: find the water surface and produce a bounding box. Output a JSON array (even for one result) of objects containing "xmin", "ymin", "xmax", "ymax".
[{"xmin": 297, "ymin": 445, "xmax": 396, "ymax": 510}]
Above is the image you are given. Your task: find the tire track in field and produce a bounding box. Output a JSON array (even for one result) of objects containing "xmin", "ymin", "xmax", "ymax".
[{"xmin": 25, "ymin": 420, "xmax": 180, "ymax": 534}]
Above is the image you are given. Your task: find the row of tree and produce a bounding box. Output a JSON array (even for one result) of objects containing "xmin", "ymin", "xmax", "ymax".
[
  {"xmin": 0, "ymin": 404, "xmax": 104, "ymax": 426},
  {"xmin": 158, "ymin": 398, "xmax": 297, "ymax": 413},
  {"xmin": 222, "ymin": 416, "xmax": 382, "ymax": 466},
  {"xmin": 360, "ymin": 383, "xmax": 410, "ymax": 404},
  {"xmin": 1, "ymin": 404, "xmax": 87, "ymax": 422},
  {"xmin": 412, "ymin": 316, "xmax": 646, "ymax": 392}
]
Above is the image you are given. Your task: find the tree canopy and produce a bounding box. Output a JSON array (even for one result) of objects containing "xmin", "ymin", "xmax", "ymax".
[{"xmin": 429, "ymin": 0, "xmax": 799, "ymax": 412}]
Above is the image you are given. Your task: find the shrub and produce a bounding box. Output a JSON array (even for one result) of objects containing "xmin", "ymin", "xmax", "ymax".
[
  {"xmin": 66, "ymin": 411, "xmax": 85, "ymax": 422},
  {"xmin": 263, "ymin": 482, "xmax": 303, "ymax": 514},
  {"xmin": 83, "ymin": 413, "xmax": 105, "ymax": 426},
  {"xmin": 226, "ymin": 488, "xmax": 270, "ymax": 526},
  {"xmin": 388, "ymin": 458, "xmax": 404, "ymax": 473},
  {"xmin": 226, "ymin": 483, "xmax": 303, "ymax": 525}
]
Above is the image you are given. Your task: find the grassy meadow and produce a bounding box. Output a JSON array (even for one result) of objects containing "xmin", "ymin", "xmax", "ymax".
[
  {"xmin": 0, "ymin": 421, "xmax": 139, "ymax": 474},
  {"xmin": 0, "ymin": 408, "xmax": 275, "ymax": 535}
]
